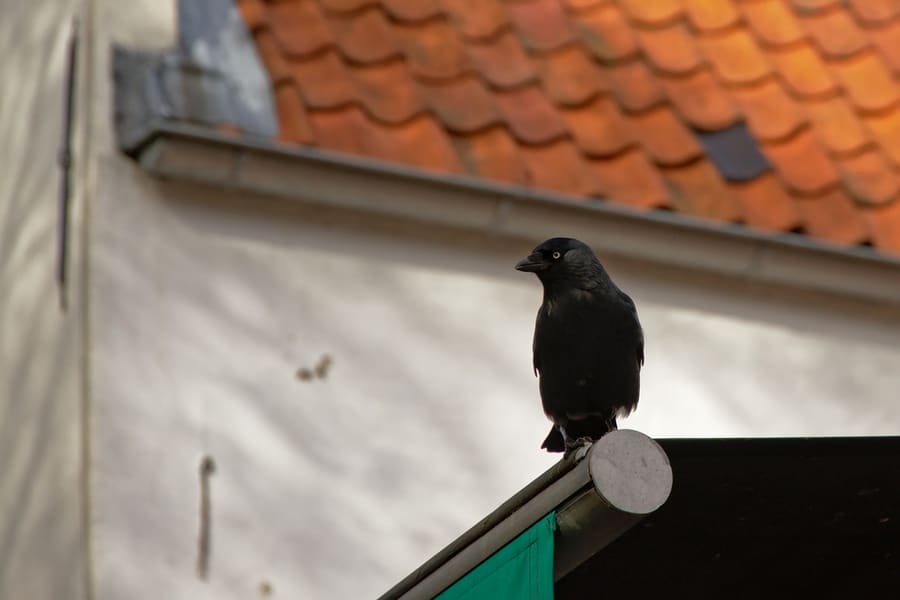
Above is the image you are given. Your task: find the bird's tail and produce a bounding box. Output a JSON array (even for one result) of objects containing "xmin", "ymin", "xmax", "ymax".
[{"xmin": 541, "ymin": 426, "xmax": 566, "ymax": 452}]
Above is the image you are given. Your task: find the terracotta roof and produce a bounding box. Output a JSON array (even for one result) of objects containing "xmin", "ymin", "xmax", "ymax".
[{"xmin": 237, "ymin": 0, "xmax": 900, "ymax": 255}]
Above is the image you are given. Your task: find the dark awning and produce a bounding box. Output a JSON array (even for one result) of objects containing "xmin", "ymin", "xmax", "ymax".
[
  {"xmin": 558, "ymin": 436, "xmax": 900, "ymax": 598},
  {"xmin": 382, "ymin": 435, "xmax": 900, "ymax": 599}
]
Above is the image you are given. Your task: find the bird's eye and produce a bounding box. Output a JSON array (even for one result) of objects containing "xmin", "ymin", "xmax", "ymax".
[{"xmin": 552, "ymin": 251, "xmax": 561, "ymax": 260}]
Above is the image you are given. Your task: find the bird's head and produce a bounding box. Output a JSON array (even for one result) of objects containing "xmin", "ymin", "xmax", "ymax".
[{"xmin": 515, "ymin": 237, "xmax": 605, "ymax": 288}]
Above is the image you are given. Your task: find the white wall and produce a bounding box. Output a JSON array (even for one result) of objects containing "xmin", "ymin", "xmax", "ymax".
[
  {"xmin": 86, "ymin": 169, "xmax": 563, "ymax": 599},
  {"xmin": 0, "ymin": 0, "xmax": 85, "ymax": 598},
  {"xmin": 58, "ymin": 1, "xmax": 900, "ymax": 599},
  {"xmin": 625, "ymin": 262, "xmax": 900, "ymax": 437},
  {"xmin": 85, "ymin": 175, "xmax": 900, "ymax": 599}
]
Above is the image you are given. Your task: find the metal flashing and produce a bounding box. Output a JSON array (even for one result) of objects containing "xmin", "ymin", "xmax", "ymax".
[{"xmin": 113, "ymin": 0, "xmax": 276, "ymax": 154}]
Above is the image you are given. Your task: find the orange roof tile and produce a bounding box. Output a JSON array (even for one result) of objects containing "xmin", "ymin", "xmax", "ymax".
[
  {"xmin": 847, "ymin": 0, "xmax": 900, "ymax": 25},
  {"xmin": 798, "ymin": 7, "xmax": 869, "ymax": 60},
  {"xmin": 571, "ymin": 3, "xmax": 639, "ymax": 63},
  {"xmin": 625, "ymin": 107, "xmax": 704, "ymax": 166},
  {"xmin": 239, "ymin": 0, "xmax": 900, "ymax": 256},
  {"xmin": 682, "ymin": 0, "xmax": 739, "ymax": 32},
  {"xmin": 440, "ymin": 0, "xmax": 507, "ymax": 40},
  {"xmin": 382, "ymin": 0, "xmax": 441, "ymax": 22},
  {"xmin": 731, "ymin": 172, "xmax": 802, "ymax": 232},
  {"xmin": 790, "ymin": 0, "xmax": 840, "ymax": 14},
  {"xmin": 561, "ymin": 97, "xmax": 633, "ymax": 158},
  {"xmin": 308, "ymin": 105, "xmax": 375, "ymax": 155},
  {"xmin": 254, "ymin": 30, "xmax": 292, "ymax": 83},
  {"xmin": 637, "ymin": 23, "xmax": 703, "ymax": 76},
  {"xmin": 466, "ymin": 31, "xmax": 536, "ymax": 89},
  {"xmin": 660, "ymin": 69, "xmax": 739, "ymax": 130},
  {"xmin": 495, "ymin": 84, "xmax": 568, "ymax": 145},
  {"xmin": 236, "ymin": 0, "xmax": 267, "ymax": 32},
  {"xmin": 289, "ymin": 50, "xmax": 355, "ymax": 109},
  {"xmin": 267, "ymin": 0, "xmax": 332, "ymax": 57},
  {"xmin": 794, "ymin": 189, "xmax": 869, "ymax": 245},
  {"xmin": 869, "ymin": 20, "xmax": 900, "ymax": 75},
  {"xmin": 764, "ymin": 128, "xmax": 840, "ymax": 194},
  {"xmin": 508, "ymin": 0, "xmax": 576, "ymax": 52},
  {"xmin": 740, "ymin": 0, "xmax": 805, "ymax": 47},
  {"xmin": 586, "ymin": 150, "xmax": 671, "ymax": 210},
  {"xmin": 534, "ymin": 46, "xmax": 606, "ymax": 107},
  {"xmin": 328, "ymin": 8, "xmax": 400, "ymax": 64},
  {"xmin": 863, "ymin": 201, "xmax": 900, "ymax": 254},
  {"xmin": 865, "ymin": 110, "xmax": 900, "ymax": 167},
  {"xmin": 452, "ymin": 126, "xmax": 528, "ymax": 184},
  {"xmin": 662, "ymin": 158, "xmax": 742, "ymax": 222},
  {"xmin": 830, "ymin": 52, "xmax": 900, "ymax": 113},
  {"xmin": 320, "ymin": 0, "xmax": 375, "ymax": 12},
  {"xmin": 700, "ymin": 29, "xmax": 771, "ymax": 85},
  {"xmin": 273, "ymin": 83, "xmax": 315, "ymax": 144},
  {"xmin": 366, "ymin": 115, "xmax": 464, "ymax": 172},
  {"xmin": 617, "ymin": 0, "xmax": 682, "ymax": 26},
  {"xmin": 419, "ymin": 76, "xmax": 500, "ymax": 133},
  {"xmin": 769, "ymin": 44, "xmax": 839, "ymax": 98},
  {"xmin": 351, "ymin": 60, "xmax": 425, "ymax": 123},
  {"xmin": 732, "ymin": 79, "xmax": 806, "ymax": 142},
  {"xmin": 393, "ymin": 19, "xmax": 468, "ymax": 80},
  {"xmin": 563, "ymin": 0, "xmax": 605, "ymax": 11},
  {"xmin": 804, "ymin": 96, "xmax": 871, "ymax": 156},
  {"xmin": 606, "ymin": 60, "xmax": 664, "ymax": 112},
  {"xmin": 520, "ymin": 140, "xmax": 597, "ymax": 197},
  {"xmin": 837, "ymin": 149, "xmax": 900, "ymax": 206}
]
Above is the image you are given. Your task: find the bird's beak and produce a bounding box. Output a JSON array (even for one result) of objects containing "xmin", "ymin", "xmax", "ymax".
[{"xmin": 515, "ymin": 253, "xmax": 546, "ymax": 272}]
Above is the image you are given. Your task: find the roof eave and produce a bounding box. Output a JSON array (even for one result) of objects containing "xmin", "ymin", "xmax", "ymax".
[{"xmin": 131, "ymin": 122, "xmax": 900, "ymax": 309}]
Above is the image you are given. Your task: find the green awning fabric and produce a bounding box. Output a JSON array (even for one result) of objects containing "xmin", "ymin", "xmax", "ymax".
[{"xmin": 436, "ymin": 512, "xmax": 557, "ymax": 600}]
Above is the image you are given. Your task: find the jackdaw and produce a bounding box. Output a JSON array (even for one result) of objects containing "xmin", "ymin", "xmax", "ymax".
[{"xmin": 515, "ymin": 238, "xmax": 644, "ymax": 452}]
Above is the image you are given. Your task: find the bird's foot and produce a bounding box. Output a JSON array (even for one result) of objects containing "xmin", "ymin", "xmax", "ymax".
[{"xmin": 563, "ymin": 436, "xmax": 595, "ymax": 459}]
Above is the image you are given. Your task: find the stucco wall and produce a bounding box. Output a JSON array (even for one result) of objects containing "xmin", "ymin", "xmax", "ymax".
[
  {"xmin": 55, "ymin": 1, "xmax": 900, "ymax": 599},
  {"xmin": 0, "ymin": 0, "xmax": 86, "ymax": 598},
  {"xmin": 84, "ymin": 172, "xmax": 900, "ymax": 600}
]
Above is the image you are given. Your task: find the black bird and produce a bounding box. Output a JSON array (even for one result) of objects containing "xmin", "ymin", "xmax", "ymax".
[{"xmin": 515, "ymin": 238, "xmax": 644, "ymax": 453}]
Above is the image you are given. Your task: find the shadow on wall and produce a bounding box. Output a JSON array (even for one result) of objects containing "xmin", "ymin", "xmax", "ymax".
[
  {"xmin": 0, "ymin": 0, "xmax": 85, "ymax": 597},
  {"xmin": 158, "ymin": 176, "xmax": 900, "ymax": 353},
  {"xmin": 80, "ymin": 159, "xmax": 562, "ymax": 598},
  {"xmin": 145, "ymin": 174, "xmax": 900, "ymax": 441}
]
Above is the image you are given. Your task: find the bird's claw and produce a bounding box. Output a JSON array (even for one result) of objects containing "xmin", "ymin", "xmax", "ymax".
[{"xmin": 564, "ymin": 436, "xmax": 594, "ymax": 459}]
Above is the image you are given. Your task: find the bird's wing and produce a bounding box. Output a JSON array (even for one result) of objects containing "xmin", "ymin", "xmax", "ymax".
[
  {"xmin": 616, "ymin": 289, "xmax": 644, "ymax": 367},
  {"xmin": 636, "ymin": 326, "xmax": 645, "ymax": 367},
  {"xmin": 532, "ymin": 310, "xmax": 544, "ymax": 377}
]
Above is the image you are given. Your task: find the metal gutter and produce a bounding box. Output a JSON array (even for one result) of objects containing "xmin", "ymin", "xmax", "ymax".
[{"xmin": 131, "ymin": 123, "xmax": 900, "ymax": 308}]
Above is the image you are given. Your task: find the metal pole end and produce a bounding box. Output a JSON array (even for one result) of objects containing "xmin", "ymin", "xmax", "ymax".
[{"xmin": 587, "ymin": 429, "xmax": 673, "ymax": 515}]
